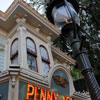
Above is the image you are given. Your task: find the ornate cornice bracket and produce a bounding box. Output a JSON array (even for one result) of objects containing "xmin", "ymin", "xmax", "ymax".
[
  {"xmin": 9, "ymin": 65, "xmax": 20, "ymax": 88},
  {"xmin": 15, "ymin": 14, "xmax": 27, "ymax": 25}
]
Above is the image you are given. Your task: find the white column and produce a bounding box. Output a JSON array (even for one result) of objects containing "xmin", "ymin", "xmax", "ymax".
[
  {"xmin": 36, "ymin": 41, "xmax": 43, "ymax": 75},
  {"xmin": 17, "ymin": 26, "xmax": 28, "ymax": 68},
  {"xmin": 5, "ymin": 38, "xmax": 11, "ymax": 70},
  {"xmin": 8, "ymin": 74, "xmax": 19, "ymax": 100},
  {"xmin": 47, "ymin": 43, "xmax": 54, "ymax": 68}
]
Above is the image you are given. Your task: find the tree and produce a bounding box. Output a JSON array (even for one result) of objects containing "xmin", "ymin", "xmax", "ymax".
[
  {"xmin": 25, "ymin": 0, "xmax": 100, "ymax": 78},
  {"xmin": 24, "ymin": 0, "xmax": 48, "ymax": 16},
  {"xmin": 79, "ymin": 0, "xmax": 100, "ymax": 74}
]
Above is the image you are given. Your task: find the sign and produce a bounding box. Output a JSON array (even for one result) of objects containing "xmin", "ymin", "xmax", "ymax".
[{"xmin": 26, "ymin": 84, "xmax": 78, "ymax": 100}]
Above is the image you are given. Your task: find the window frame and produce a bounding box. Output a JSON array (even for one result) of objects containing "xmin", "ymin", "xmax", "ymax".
[
  {"xmin": 40, "ymin": 45, "xmax": 50, "ymax": 76},
  {"xmin": 26, "ymin": 37, "xmax": 38, "ymax": 72},
  {"xmin": 40, "ymin": 45, "xmax": 50, "ymax": 64},
  {"xmin": 10, "ymin": 38, "xmax": 18, "ymax": 64}
]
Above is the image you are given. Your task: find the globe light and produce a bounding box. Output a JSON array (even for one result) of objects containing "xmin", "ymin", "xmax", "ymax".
[{"xmin": 52, "ymin": 1, "xmax": 80, "ymax": 32}]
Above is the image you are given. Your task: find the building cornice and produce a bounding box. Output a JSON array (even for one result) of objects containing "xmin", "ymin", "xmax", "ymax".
[
  {"xmin": 0, "ymin": 70, "xmax": 9, "ymax": 83},
  {"xmin": 0, "ymin": 0, "xmax": 60, "ymax": 40},
  {"xmin": 51, "ymin": 46, "xmax": 76, "ymax": 65},
  {"xmin": 7, "ymin": 22, "xmax": 52, "ymax": 44},
  {"xmin": 19, "ymin": 68, "xmax": 49, "ymax": 88},
  {"xmin": 72, "ymin": 91, "xmax": 90, "ymax": 100}
]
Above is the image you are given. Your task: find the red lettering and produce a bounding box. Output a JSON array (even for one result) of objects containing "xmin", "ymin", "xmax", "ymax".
[
  {"xmin": 54, "ymin": 92, "xmax": 59, "ymax": 100},
  {"xmin": 26, "ymin": 84, "xmax": 74, "ymax": 100},
  {"xmin": 66, "ymin": 96, "xmax": 72, "ymax": 100},
  {"xmin": 47, "ymin": 91, "xmax": 53, "ymax": 100},
  {"xmin": 40, "ymin": 88, "xmax": 47, "ymax": 100},
  {"xmin": 34, "ymin": 87, "xmax": 39, "ymax": 100},
  {"xmin": 26, "ymin": 84, "xmax": 35, "ymax": 100},
  {"xmin": 62, "ymin": 96, "xmax": 66, "ymax": 100}
]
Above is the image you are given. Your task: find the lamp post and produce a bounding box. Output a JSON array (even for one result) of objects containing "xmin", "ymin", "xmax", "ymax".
[{"xmin": 46, "ymin": 0, "xmax": 100, "ymax": 100}]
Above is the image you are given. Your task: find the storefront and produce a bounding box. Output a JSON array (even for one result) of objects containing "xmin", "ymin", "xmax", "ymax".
[
  {"xmin": 19, "ymin": 69, "xmax": 72, "ymax": 100},
  {"xmin": 0, "ymin": 66, "xmax": 90, "ymax": 100}
]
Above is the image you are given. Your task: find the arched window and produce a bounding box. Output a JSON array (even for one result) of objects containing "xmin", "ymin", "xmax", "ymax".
[
  {"xmin": 40, "ymin": 46, "xmax": 50, "ymax": 76},
  {"xmin": 26, "ymin": 37, "xmax": 38, "ymax": 72},
  {"xmin": 10, "ymin": 38, "xmax": 18, "ymax": 64}
]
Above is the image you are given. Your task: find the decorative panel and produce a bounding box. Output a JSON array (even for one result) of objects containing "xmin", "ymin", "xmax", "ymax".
[{"xmin": 50, "ymin": 69, "xmax": 70, "ymax": 99}]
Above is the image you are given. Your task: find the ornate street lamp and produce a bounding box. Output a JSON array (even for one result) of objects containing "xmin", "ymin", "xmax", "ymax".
[{"xmin": 46, "ymin": 0, "xmax": 100, "ymax": 100}]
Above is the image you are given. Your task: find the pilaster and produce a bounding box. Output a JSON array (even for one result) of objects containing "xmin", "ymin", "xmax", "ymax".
[
  {"xmin": 16, "ymin": 18, "xmax": 28, "ymax": 69},
  {"xmin": 8, "ymin": 65, "xmax": 20, "ymax": 100}
]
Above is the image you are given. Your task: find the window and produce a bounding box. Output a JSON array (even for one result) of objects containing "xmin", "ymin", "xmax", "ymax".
[
  {"xmin": 10, "ymin": 38, "xmax": 18, "ymax": 64},
  {"xmin": 40, "ymin": 46, "xmax": 50, "ymax": 76},
  {"xmin": 26, "ymin": 38, "xmax": 38, "ymax": 72}
]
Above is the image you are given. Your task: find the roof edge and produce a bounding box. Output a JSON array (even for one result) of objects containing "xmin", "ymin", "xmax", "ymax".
[{"xmin": 51, "ymin": 45, "xmax": 76, "ymax": 65}]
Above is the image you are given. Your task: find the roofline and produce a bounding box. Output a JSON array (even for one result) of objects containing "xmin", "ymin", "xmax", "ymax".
[
  {"xmin": 51, "ymin": 46, "xmax": 76, "ymax": 65},
  {"xmin": 0, "ymin": 0, "xmax": 60, "ymax": 35}
]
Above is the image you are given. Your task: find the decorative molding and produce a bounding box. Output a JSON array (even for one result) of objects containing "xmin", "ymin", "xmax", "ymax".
[
  {"xmin": 51, "ymin": 46, "xmax": 76, "ymax": 65},
  {"xmin": 8, "ymin": 23, "xmax": 50, "ymax": 43},
  {"xmin": 9, "ymin": 65, "xmax": 20, "ymax": 88},
  {"xmin": 72, "ymin": 91, "xmax": 90, "ymax": 100},
  {"xmin": 47, "ymin": 35, "xmax": 52, "ymax": 41},
  {"xmin": 0, "ymin": 70, "xmax": 9, "ymax": 78},
  {"xmin": 35, "ymin": 28, "xmax": 40, "ymax": 33},
  {"xmin": 0, "ymin": 30, "xmax": 7, "ymax": 38},
  {"xmin": 11, "ymin": 76, "xmax": 16, "ymax": 88},
  {"xmin": 20, "ymin": 68, "xmax": 49, "ymax": 86},
  {"xmin": 16, "ymin": 17, "xmax": 26, "ymax": 24},
  {"xmin": 35, "ymin": 24, "xmax": 41, "ymax": 32},
  {"xmin": 17, "ymin": 26, "xmax": 26, "ymax": 32}
]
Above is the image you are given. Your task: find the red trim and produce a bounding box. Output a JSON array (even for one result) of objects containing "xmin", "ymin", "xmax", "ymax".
[
  {"xmin": 26, "ymin": 37, "xmax": 38, "ymax": 72},
  {"xmin": 26, "ymin": 37, "xmax": 37, "ymax": 55},
  {"xmin": 40, "ymin": 45, "xmax": 50, "ymax": 68},
  {"xmin": 10, "ymin": 38, "xmax": 18, "ymax": 64},
  {"xmin": 27, "ymin": 48, "xmax": 37, "ymax": 57},
  {"xmin": 11, "ymin": 52, "xmax": 18, "ymax": 60}
]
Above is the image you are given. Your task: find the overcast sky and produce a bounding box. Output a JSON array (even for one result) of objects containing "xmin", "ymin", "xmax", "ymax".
[{"xmin": 0, "ymin": 0, "xmax": 14, "ymax": 12}]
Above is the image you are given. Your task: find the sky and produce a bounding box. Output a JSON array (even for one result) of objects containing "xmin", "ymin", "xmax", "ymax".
[{"xmin": 0, "ymin": 0, "xmax": 14, "ymax": 12}]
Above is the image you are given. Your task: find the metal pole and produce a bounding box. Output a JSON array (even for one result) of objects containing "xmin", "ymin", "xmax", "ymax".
[{"xmin": 67, "ymin": 30, "xmax": 100, "ymax": 100}]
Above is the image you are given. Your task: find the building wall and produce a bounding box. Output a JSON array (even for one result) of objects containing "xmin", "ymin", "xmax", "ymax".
[
  {"xmin": 0, "ymin": 22, "xmax": 90, "ymax": 100},
  {"xmin": 0, "ymin": 37, "xmax": 6, "ymax": 72}
]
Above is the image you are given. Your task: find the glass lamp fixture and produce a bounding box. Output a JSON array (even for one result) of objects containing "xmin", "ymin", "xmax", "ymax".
[
  {"xmin": 52, "ymin": 1, "xmax": 80, "ymax": 32},
  {"xmin": 46, "ymin": 0, "xmax": 80, "ymax": 33}
]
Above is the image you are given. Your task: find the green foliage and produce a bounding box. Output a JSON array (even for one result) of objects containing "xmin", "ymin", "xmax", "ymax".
[
  {"xmin": 78, "ymin": 0, "xmax": 100, "ymax": 74},
  {"xmin": 24, "ymin": 0, "xmax": 48, "ymax": 15},
  {"xmin": 70, "ymin": 66, "xmax": 83, "ymax": 80}
]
